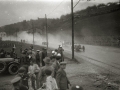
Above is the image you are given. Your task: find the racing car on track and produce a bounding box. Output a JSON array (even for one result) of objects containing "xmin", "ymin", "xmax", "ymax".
[
  {"xmin": 71, "ymin": 44, "xmax": 85, "ymax": 52},
  {"xmin": 0, "ymin": 58, "xmax": 20, "ymax": 75}
]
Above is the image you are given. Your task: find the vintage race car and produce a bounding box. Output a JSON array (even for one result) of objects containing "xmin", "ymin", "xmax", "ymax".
[
  {"xmin": 71, "ymin": 44, "xmax": 85, "ymax": 52},
  {"xmin": 0, "ymin": 58, "xmax": 20, "ymax": 75}
]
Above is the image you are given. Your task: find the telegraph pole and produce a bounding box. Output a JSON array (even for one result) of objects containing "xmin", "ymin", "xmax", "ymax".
[
  {"xmin": 71, "ymin": 0, "xmax": 74, "ymax": 60},
  {"xmin": 16, "ymin": 29, "xmax": 17, "ymax": 41},
  {"xmin": 32, "ymin": 20, "xmax": 34, "ymax": 47},
  {"xmin": 45, "ymin": 14, "xmax": 48, "ymax": 49}
]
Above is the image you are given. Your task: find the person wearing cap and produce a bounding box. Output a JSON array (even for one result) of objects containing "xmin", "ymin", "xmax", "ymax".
[
  {"xmin": 39, "ymin": 57, "xmax": 54, "ymax": 87},
  {"xmin": 52, "ymin": 54, "xmax": 61, "ymax": 78},
  {"xmin": 51, "ymin": 50, "xmax": 55, "ymax": 56},
  {"xmin": 11, "ymin": 77, "xmax": 28, "ymax": 90},
  {"xmin": 41, "ymin": 48, "xmax": 47, "ymax": 66},
  {"xmin": 57, "ymin": 45, "xmax": 64, "ymax": 62},
  {"xmin": 16, "ymin": 66, "xmax": 29, "ymax": 88},
  {"xmin": 71, "ymin": 85, "xmax": 83, "ymax": 90},
  {"xmin": 56, "ymin": 62, "xmax": 71, "ymax": 90},
  {"xmin": 36, "ymin": 50, "xmax": 41, "ymax": 67}
]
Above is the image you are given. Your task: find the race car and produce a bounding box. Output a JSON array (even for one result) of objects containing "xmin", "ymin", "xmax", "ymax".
[{"xmin": 0, "ymin": 58, "xmax": 20, "ymax": 75}]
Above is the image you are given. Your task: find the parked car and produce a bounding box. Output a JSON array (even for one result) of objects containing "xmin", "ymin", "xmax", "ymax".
[{"xmin": 0, "ymin": 58, "xmax": 20, "ymax": 75}]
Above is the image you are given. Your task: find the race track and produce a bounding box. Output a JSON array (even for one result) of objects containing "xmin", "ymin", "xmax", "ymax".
[{"xmin": 63, "ymin": 45, "xmax": 120, "ymax": 75}]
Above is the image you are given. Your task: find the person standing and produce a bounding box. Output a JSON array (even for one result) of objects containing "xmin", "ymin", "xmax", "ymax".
[
  {"xmin": 41, "ymin": 48, "xmax": 47, "ymax": 66},
  {"xmin": 39, "ymin": 57, "xmax": 54, "ymax": 87},
  {"xmin": 36, "ymin": 50, "xmax": 41, "ymax": 67},
  {"xmin": 56, "ymin": 62, "xmax": 71, "ymax": 90},
  {"xmin": 57, "ymin": 45, "xmax": 64, "ymax": 62},
  {"xmin": 44, "ymin": 69, "xmax": 58, "ymax": 90},
  {"xmin": 52, "ymin": 54, "xmax": 61, "ymax": 78}
]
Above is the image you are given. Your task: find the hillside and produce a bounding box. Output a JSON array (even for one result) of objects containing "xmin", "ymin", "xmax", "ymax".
[{"xmin": 0, "ymin": 2, "xmax": 120, "ymax": 46}]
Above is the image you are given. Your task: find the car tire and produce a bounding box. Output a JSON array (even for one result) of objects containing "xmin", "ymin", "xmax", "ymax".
[
  {"xmin": 8, "ymin": 64, "xmax": 19, "ymax": 75},
  {"xmin": 0, "ymin": 62, "xmax": 6, "ymax": 73}
]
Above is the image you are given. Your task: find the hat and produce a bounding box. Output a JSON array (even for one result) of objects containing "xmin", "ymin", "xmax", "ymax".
[
  {"xmin": 43, "ymin": 57, "xmax": 50, "ymax": 64},
  {"xmin": 52, "ymin": 51, "xmax": 55, "ymax": 53},
  {"xmin": 57, "ymin": 53, "xmax": 61, "ymax": 57},
  {"xmin": 71, "ymin": 85, "xmax": 83, "ymax": 90},
  {"xmin": 60, "ymin": 62, "xmax": 67, "ymax": 65},
  {"xmin": 18, "ymin": 67, "xmax": 26, "ymax": 73},
  {"xmin": 11, "ymin": 77, "xmax": 21, "ymax": 84},
  {"xmin": 36, "ymin": 50, "xmax": 40, "ymax": 52}
]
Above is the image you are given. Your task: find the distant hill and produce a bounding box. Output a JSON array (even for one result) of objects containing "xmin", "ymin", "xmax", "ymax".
[{"xmin": 0, "ymin": 2, "xmax": 120, "ymax": 46}]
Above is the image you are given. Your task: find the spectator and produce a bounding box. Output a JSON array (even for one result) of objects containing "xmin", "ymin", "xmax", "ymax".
[
  {"xmin": 28, "ymin": 59, "xmax": 39, "ymax": 90},
  {"xmin": 16, "ymin": 67, "xmax": 29, "ymax": 88},
  {"xmin": 52, "ymin": 55, "xmax": 60, "ymax": 78},
  {"xmin": 57, "ymin": 45, "xmax": 64, "ymax": 62},
  {"xmin": 56, "ymin": 62, "xmax": 71, "ymax": 90},
  {"xmin": 11, "ymin": 77, "xmax": 28, "ymax": 90},
  {"xmin": 43, "ymin": 69, "xmax": 58, "ymax": 90},
  {"xmin": 36, "ymin": 50, "xmax": 41, "ymax": 67},
  {"xmin": 39, "ymin": 57, "xmax": 54, "ymax": 87},
  {"xmin": 41, "ymin": 48, "xmax": 47, "ymax": 66}
]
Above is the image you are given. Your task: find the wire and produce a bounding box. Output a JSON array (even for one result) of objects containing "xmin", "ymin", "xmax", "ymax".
[
  {"xmin": 73, "ymin": 0, "xmax": 80, "ymax": 9},
  {"xmin": 47, "ymin": 0, "xmax": 65, "ymax": 16}
]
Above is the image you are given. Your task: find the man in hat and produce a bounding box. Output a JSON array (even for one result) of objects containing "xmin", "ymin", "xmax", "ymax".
[
  {"xmin": 39, "ymin": 57, "xmax": 54, "ymax": 87},
  {"xmin": 16, "ymin": 66, "xmax": 29, "ymax": 88},
  {"xmin": 41, "ymin": 48, "xmax": 47, "ymax": 66},
  {"xmin": 11, "ymin": 77, "xmax": 28, "ymax": 90},
  {"xmin": 36, "ymin": 50, "xmax": 41, "ymax": 67},
  {"xmin": 56, "ymin": 62, "xmax": 71, "ymax": 90},
  {"xmin": 52, "ymin": 54, "xmax": 61, "ymax": 78},
  {"xmin": 57, "ymin": 45, "xmax": 64, "ymax": 62}
]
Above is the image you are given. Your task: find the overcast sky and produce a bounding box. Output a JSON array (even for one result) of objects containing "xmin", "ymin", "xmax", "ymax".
[{"xmin": 0, "ymin": 0, "xmax": 118, "ymax": 27}]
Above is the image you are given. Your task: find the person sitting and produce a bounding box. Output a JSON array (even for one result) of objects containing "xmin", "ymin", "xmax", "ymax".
[
  {"xmin": 11, "ymin": 77, "xmax": 28, "ymax": 90},
  {"xmin": 16, "ymin": 66, "xmax": 29, "ymax": 88}
]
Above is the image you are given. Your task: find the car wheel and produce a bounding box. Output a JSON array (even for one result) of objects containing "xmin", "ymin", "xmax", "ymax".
[
  {"xmin": 8, "ymin": 64, "xmax": 19, "ymax": 75},
  {"xmin": 0, "ymin": 62, "xmax": 6, "ymax": 73}
]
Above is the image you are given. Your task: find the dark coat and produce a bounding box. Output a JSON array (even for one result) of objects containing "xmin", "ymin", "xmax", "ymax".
[
  {"xmin": 56, "ymin": 68, "xmax": 70, "ymax": 90},
  {"xmin": 52, "ymin": 61, "xmax": 60, "ymax": 78}
]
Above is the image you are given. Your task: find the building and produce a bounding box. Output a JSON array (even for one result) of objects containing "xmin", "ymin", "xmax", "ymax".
[{"xmin": 0, "ymin": 32, "xmax": 6, "ymax": 37}]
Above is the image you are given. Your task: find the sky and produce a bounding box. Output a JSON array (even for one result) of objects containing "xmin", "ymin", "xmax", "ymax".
[{"xmin": 0, "ymin": 0, "xmax": 119, "ymax": 27}]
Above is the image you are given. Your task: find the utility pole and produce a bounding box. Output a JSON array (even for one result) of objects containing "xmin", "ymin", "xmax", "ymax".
[
  {"xmin": 16, "ymin": 29, "xmax": 17, "ymax": 41},
  {"xmin": 71, "ymin": 0, "xmax": 74, "ymax": 60},
  {"xmin": 45, "ymin": 14, "xmax": 48, "ymax": 49},
  {"xmin": 32, "ymin": 20, "xmax": 34, "ymax": 47}
]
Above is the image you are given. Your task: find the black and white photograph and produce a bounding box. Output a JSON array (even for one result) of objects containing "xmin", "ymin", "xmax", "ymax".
[{"xmin": 0, "ymin": 0, "xmax": 120, "ymax": 90}]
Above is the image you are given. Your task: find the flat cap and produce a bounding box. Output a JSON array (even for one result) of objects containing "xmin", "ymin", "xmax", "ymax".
[
  {"xmin": 11, "ymin": 77, "xmax": 21, "ymax": 84},
  {"xmin": 52, "ymin": 50, "xmax": 55, "ymax": 53},
  {"xmin": 57, "ymin": 53, "xmax": 61, "ymax": 56}
]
